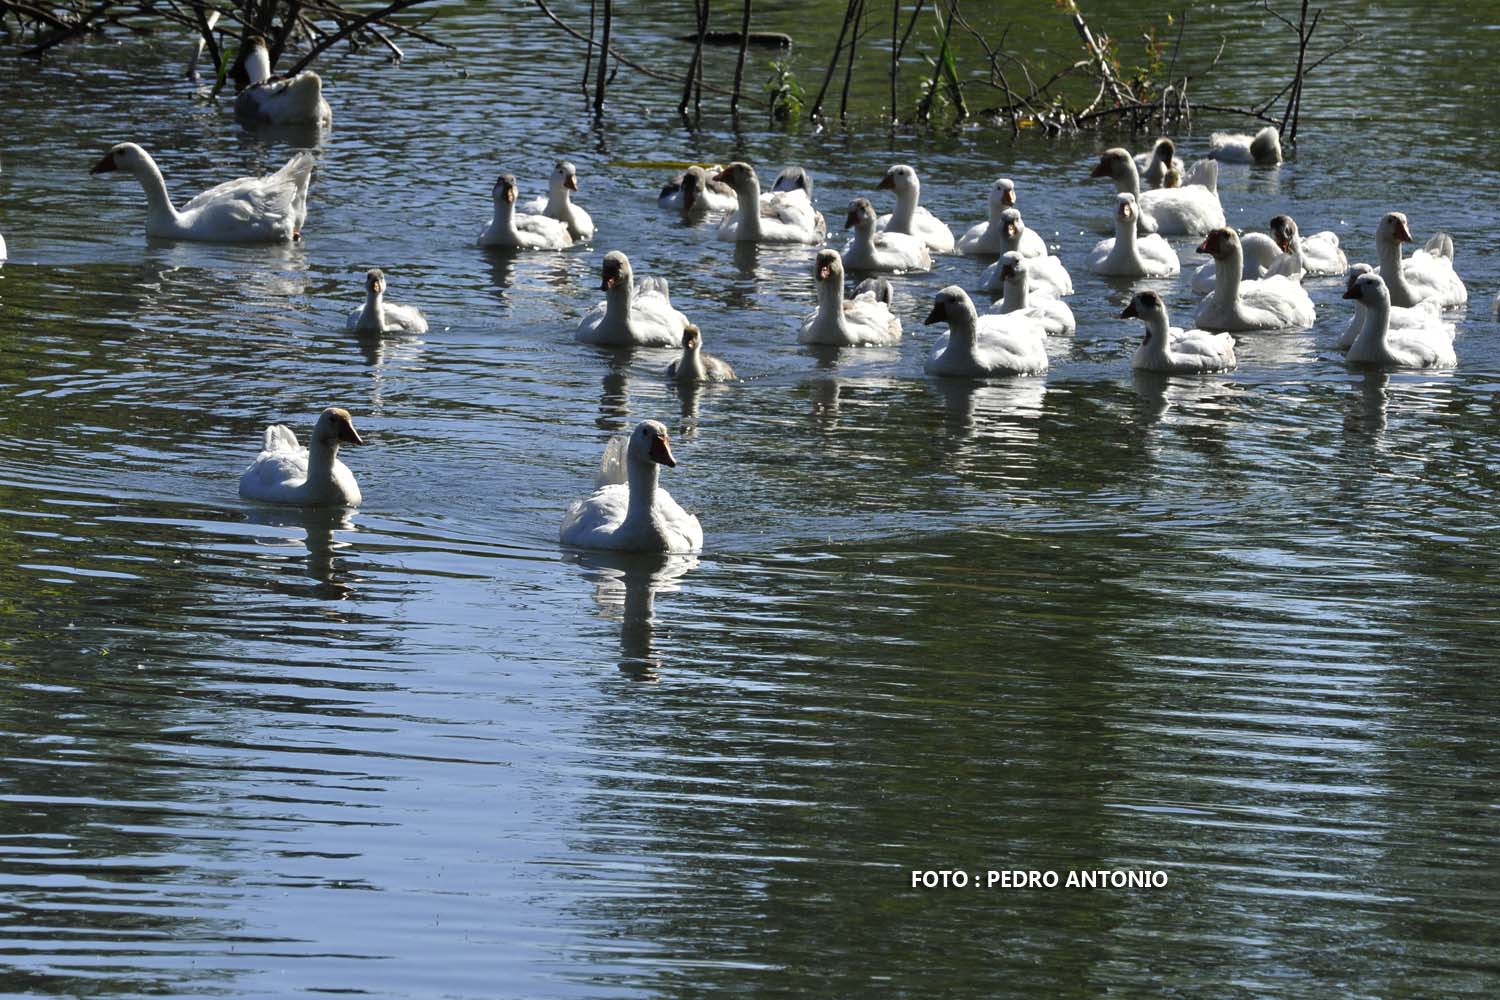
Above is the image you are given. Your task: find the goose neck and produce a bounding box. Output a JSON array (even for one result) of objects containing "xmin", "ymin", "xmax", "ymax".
[
  {"xmin": 1143, "ymin": 314, "xmax": 1172, "ymax": 363},
  {"xmin": 1377, "ymin": 237, "xmax": 1415, "ymax": 305},
  {"xmin": 1214, "ymin": 244, "xmax": 1243, "ymax": 304},
  {"xmin": 357, "ymin": 288, "xmax": 385, "ymax": 332},
  {"xmin": 818, "ymin": 275, "xmax": 848, "ymax": 333},
  {"xmin": 889, "ymin": 186, "xmax": 918, "ymax": 233},
  {"xmin": 1001, "ymin": 276, "xmax": 1028, "ymax": 313},
  {"xmin": 306, "ymin": 433, "xmax": 339, "ymax": 485},
  {"xmin": 622, "ymin": 455, "xmax": 660, "ymax": 527},
  {"xmin": 129, "ymin": 154, "xmax": 181, "ymax": 226}
]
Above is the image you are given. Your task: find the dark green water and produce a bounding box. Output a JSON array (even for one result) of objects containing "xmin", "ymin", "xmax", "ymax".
[{"xmin": 1, "ymin": 2, "xmax": 1499, "ymax": 996}]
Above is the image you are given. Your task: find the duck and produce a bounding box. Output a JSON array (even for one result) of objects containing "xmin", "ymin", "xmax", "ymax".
[
  {"xmin": 560, "ymin": 420, "xmax": 702, "ymax": 553},
  {"xmin": 799, "ymin": 248, "xmax": 902, "ymax": 346},
  {"xmin": 1135, "ymin": 137, "xmax": 1184, "ymax": 189},
  {"xmin": 1208, "ymin": 125, "xmax": 1283, "ymax": 165},
  {"xmin": 1336, "ymin": 263, "xmax": 1449, "ymax": 351},
  {"xmin": 989, "ymin": 253, "xmax": 1076, "ymax": 335},
  {"xmin": 874, "ymin": 164, "xmax": 955, "ymax": 253},
  {"xmin": 923, "ymin": 286, "xmax": 1048, "ymax": 378},
  {"xmin": 714, "ymin": 162, "xmax": 825, "ymax": 244},
  {"xmin": 1188, "ymin": 229, "xmax": 1289, "ymax": 294},
  {"xmin": 1342, "ymin": 272, "xmax": 1456, "ymax": 369},
  {"xmin": 1270, "ymin": 214, "xmax": 1345, "ymax": 277},
  {"xmin": 90, "ymin": 142, "xmax": 312, "ymax": 243},
  {"xmin": 977, "ymin": 209, "xmax": 1071, "ymax": 295},
  {"xmin": 523, "ymin": 160, "xmax": 594, "ymax": 241},
  {"xmin": 239, "ymin": 407, "xmax": 363, "ymax": 506},
  {"xmin": 477, "ymin": 173, "xmax": 573, "ymax": 250},
  {"xmin": 1193, "ymin": 227, "xmax": 1316, "ymax": 331},
  {"xmin": 842, "ymin": 197, "xmax": 931, "ymax": 272},
  {"xmin": 666, "ymin": 323, "xmax": 736, "ymax": 381},
  {"xmin": 346, "ymin": 268, "xmax": 427, "ymax": 334},
  {"xmin": 1090, "ymin": 147, "xmax": 1224, "ymax": 236},
  {"xmin": 576, "ymin": 251, "xmax": 688, "ymax": 347},
  {"xmin": 957, "ymin": 178, "xmax": 1048, "ymax": 256},
  {"xmin": 1121, "ymin": 290, "xmax": 1237, "ymax": 374},
  {"xmin": 1373, "ymin": 211, "xmax": 1467, "ymax": 310},
  {"xmin": 1086, "ymin": 193, "xmax": 1181, "ymax": 277},
  {"xmin": 658, "ymin": 164, "xmax": 738, "ymax": 221},
  {"xmin": 233, "ymin": 35, "xmax": 332, "ymax": 127}
]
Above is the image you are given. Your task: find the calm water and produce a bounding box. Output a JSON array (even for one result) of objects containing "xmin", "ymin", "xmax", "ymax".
[{"xmin": 3, "ymin": 2, "xmax": 1500, "ymax": 996}]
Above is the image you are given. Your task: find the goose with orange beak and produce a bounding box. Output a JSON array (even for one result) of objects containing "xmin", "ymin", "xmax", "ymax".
[
  {"xmin": 957, "ymin": 178, "xmax": 1046, "ymax": 256},
  {"xmin": 1192, "ymin": 227, "xmax": 1315, "ymax": 332},
  {"xmin": 799, "ymin": 249, "xmax": 902, "ymax": 346},
  {"xmin": 239, "ymin": 407, "xmax": 365, "ymax": 507},
  {"xmin": 561, "ymin": 420, "xmax": 703, "ymax": 552},
  {"xmin": 477, "ymin": 173, "xmax": 572, "ymax": 250},
  {"xmin": 1121, "ymin": 290, "xmax": 1236, "ymax": 374},
  {"xmin": 873, "ymin": 164, "xmax": 955, "ymax": 253},
  {"xmin": 713, "ymin": 161, "xmax": 825, "ymax": 244},
  {"xmin": 1341, "ymin": 272, "xmax": 1456, "ymax": 369},
  {"xmin": 523, "ymin": 160, "xmax": 594, "ymax": 241},
  {"xmin": 576, "ymin": 251, "xmax": 689, "ymax": 347},
  {"xmin": 1373, "ymin": 210, "xmax": 1467, "ymax": 310}
]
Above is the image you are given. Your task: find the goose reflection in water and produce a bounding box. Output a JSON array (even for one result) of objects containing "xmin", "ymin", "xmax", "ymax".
[
  {"xmin": 242, "ymin": 505, "xmax": 360, "ymax": 601},
  {"xmin": 570, "ymin": 551, "xmax": 698, "ymax": 681},
  {"xmin": 1345, "ymin": 371, "xmax": 1391, "ymax": 438},
  {"xmin": 927, "ymin": 376, "xmax": 1047, "ymax": 447}
]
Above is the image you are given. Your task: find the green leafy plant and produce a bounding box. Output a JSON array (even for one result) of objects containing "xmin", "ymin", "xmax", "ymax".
[{"xmin": 766, "ymin": 60, "xmax": 805, "ymax": 124}]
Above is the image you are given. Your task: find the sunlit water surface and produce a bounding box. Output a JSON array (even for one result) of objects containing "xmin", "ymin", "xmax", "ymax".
[{"xmin": 2, "ymin": 1, "xmax": 1500, "ymax": 996}]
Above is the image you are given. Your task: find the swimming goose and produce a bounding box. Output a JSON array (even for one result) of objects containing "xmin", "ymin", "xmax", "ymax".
[
  {"xmin": 1193, "ymin": 227, "xmax": 1315, "ymax": 331},
  {"xmin": 1189, "ymin": 229, "xmax": 1288, "ymax": 294},
  {"xmin": 923, "ymin": 286, "xmax": 1048, "ymax": 378},
  {"xmin": 477, "ymin": 173, "xmax": 573, "ymax": 250},
  {"xmin": 576, "ymin": 251, "xmax": 688, "ymax": 347},
  {"xmin": 957, "ymin": 178, "xmax": 1047, "ymax": 256},
  {"xmin": 990, "ymin": 253, "xmax": 1076, "ymax": 335},
  {"xmin": 1135, "ymin": 137, "xmax": 1184, "ymax": 189},
  {"xmin": 714, "ymin": 162, "xmax": 825, "ymax": 244},
  {"xmin": 1122, "ymin": 290, "xmax": 1237, "ymax": 374},
  {"xmin": 1336, "ymin": 262, "xmax": 1447, "ymax": 351},
  {"xmin": 523, "ymin": 160, "xmax": 594, "ymax": 241},
  {"xmin": 1271, "ymin": 215, "xmax": 1345, "ymax": 277},
  {"xmin": 842, "ymin": 197, "xmax": 931, "ymax": 272},
  {"xmin": 233, "ymin": 36, "xmax": 332, "ymax": 127},
  {"xmin": 978, "ymin": 209, "xmax": 1071, "ymax": 294},
  {"xmin": 1208, "ymin": 126, "xmax": 1283, "ymax": 165},
  {"xmin": 1342, "ymin": 272, "xmax": 1456, "ymax": 368},
  {"xmin": 560, "ymin": 420, "xmax": 702, "ymax": 553},
  {"xmin": 874, "ymin": 164, "xmax": 955, "ymax": 253},
  {"xmin": 1090, "ymin": 147, "xmax": 1224, "ymax": 235},
  {"xmin": 347, "ymin": 268, "xmax": 427, "ymax": 334},
  {"xmin": 1374, "ymin": 211, "xmax": 1467, "ymax": 310},
  {"xmin": 1087, "ymin": 193, "xmax": 1181, "ymax": 277},
  {"xmin": 799, "ymin": 248, "xmax": 902, "ymax": 346},
  {"xmin": 91, "ymin": 142, "xmax": 312, "ymax": 242},
  {"xmin": 239, "ymin": 407, "xmax": 363, "ymax": 506},
  {"xmin": 667, "ymin": 324, "xmax": 736, "ymax": 381},
  {"xmin": 658, "ymin": 164, "xmax": 737, "ymax": 221}
]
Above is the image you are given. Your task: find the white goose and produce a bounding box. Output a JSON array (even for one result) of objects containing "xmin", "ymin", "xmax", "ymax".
[
  {"xmin": 667, "ymin": 324, "xmax": 736, "ymax": 381},
  {"xmin": 477, "ymin": 173, "xmax": 573, "ymax": 250},
  {"xmin": 1091, "ymin": 147, "xmax": 1224, "ymax": 236},
  {"xmin": 347, "ymin": 268, "xmax": 427, "ymax": 334},
  {"xmin": 576, "ymin": 251, "xmax": 688, "ymax": 347},
  {"xmin": 978, "ymin": 209, "xmax": 1072, "ymax": 295},
  {"xmin": 0, "ymin": 229, "xmax": 6, "ymax": 261},
  {"xmin": 1374, "ymin": 211, "xmax": 1467, "ymax": 310},
  {"xmin": 560, "ymin": 420, "xmax": 702, "ymax": 553},
  {"xmin": 714, "ymin": 162, "xmax": 825, "ymax": 244},
  {"xmin": 1087, "ymin": 193, "xmax": 1181, "ymax": 277},
  {"xmin": 957, "ymin": 178, "xmax": 1048, "ymax": 256},
  {"xmin": 990, "ymin": 253, "xmax": 1076, "ymax": 335},
  {"xmin": 1189, "ymin": 229, "xmax": 1289, "ymax": 294},
  {"xmin": 799, "ymin": 249, "xmax": 902, "ymax": 347},
  {"xmin": 234, "ymin": 36, "xmax": 332, "ymax": 126},
  {"xmin": 658, "ymin": 164, "xmax": 738, "ymax": 221},
  {"xmin": 1336, "ymin": 263, "xmax": 1448, "ymax": 351},
  {"xmin": 1193, "ymin": 227, "xmax": 1315, "ymax": 331},
  {"xmin": 240, "ymin": 407, "xmax": 363, "ymax": 507},
  {"xmin": 842, "ymin": 197, "xmax": 931, "ymax": 272},
  {"xmin": 1135, "ymin": 137, "xmax": 1184, "ymax": 189},
  {"xmin": 923, "ymin": 286, "xmax": 1048, "ymax": 378},
  {"xmin": 875, "ymin": 164, "xmax": 955, "ymax": 253},
  {"xmin": 1343, "ymin": 272, "xmax": 1456, "ymax": 369},
  {"xmin": 91, "ymin": 142, "xmax": 312, "ymax": 243},
  {"xmin": 1122, "ymin": 290, "xmax": 1237, "ymax": 374},
  {"xmin": 1208, "ymin": 126, "xmax": 1283, "ymax": 165},
  {"xmin": 1271, "ymin": 215, "xmax": 1345, "ymax": 277},
  {"xmin": 523, "ymin": 160, "xmax": 594, "ymax": 241}
]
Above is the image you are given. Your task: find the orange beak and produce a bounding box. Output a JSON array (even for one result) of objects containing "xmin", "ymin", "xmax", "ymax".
[
  {"xmin": 648, "ymin": 434, "xmax": 676, "ymax": 467},
  {"xmin": 90, "ymin": 152, "xmax": 118, "ymax": 174}
]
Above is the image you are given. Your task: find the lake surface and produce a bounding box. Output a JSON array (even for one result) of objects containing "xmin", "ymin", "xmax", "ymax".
[{"xmin": 2, "ymin": 2, "xmax": 1500, "ymax": 996}]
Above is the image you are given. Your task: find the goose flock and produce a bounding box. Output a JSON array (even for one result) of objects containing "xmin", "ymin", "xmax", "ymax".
[{"xmin": 16, "ymin": 98, "xmax": 1471, "ymax": 558}]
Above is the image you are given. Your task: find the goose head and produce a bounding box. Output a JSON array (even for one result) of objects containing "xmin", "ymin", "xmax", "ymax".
[
  {"xmin": 989, "ymin": 178, "xmax": 1017, "ymax": 210},
  {"xmin": 364, "ymin": 268, "xmax": 386, "ymax": 296},
  {"xmin": 772, "ymin": 165, "xmax": 813, "ymax": 198},
  {"xmin": 715, "ymin": 162, "xmax": 760, "ymax": 197},
  {"xmin": 814, "ymin": 248, "xmax": 845, "ymax": 285},
  {"xmin": 679, "ymin": 166, "xmax": 707, "ymax": 211},
  {"xmin": 1344, "ymin": 262, "xmax": 1375, "ymax": 296},
  {"xmin": 492, "ymin": 173, "xmax": 519, "ymax": 207},
  {"xmin": 1377, "ymin": 211, "xmax": 1414, "ymax": 247},
  {"xmin": 1197, "ymin": 227, "xmax": 1239, "ymax": 260},
  {"xmin": 552, "ymin": 160, "xmax": 579, "ymax": 194},
  {"xmin": 844, "ymin": 197, "xmax": 878, "ymax": 233},
  {"xmin": 998, "ymin": 207, "xmax": 1028, "ymax": 248},
  {"xmin": 315, "ymin": 407, "xmax": 364, "ymax": 447},
  {"xmin": 1270, "ymin": 215, "xmax": 1299, "ymax": 253},
  {"xmin": 600, "ymin": 250, "xmax": 632, "ymax": 291},
  {"xmin": 628, "ymin": 419, "xmax": 677, "ymax": 468},
  {"xmin": 1343, "ymin": 271, "xmax": 1390, "ymax": 307},
  {"xmin": 681, "ymin": 324, "xmax": 703, "ymax": 353},
  {"xmin": 1090, "ymin": 148, "xmax": 1136, "ymax": 185},
  {"xmin": 1113, "ymin": 192, "xmax": 1140, "ymax": 229},
  {"xmin": 877, "ymin": 164, "xmax": 919, "ymax": 198},
  {"xmin": 1120, "ymin": 289, "xmax": 1168, "ymax": 340},
  {"xmin": 998, "ymin": 251, "xmax": 1028, "ymax": 290},
  {"xmin": 90, "ymin": 142, "xmax": 150, "ymax": 176},
  {"xmin": 1250, "ymin": 126, "xmax": 1283, "ymax": 164},
  {"xmin": 924, "ymin": 285, "xmax": 977, "ymax": 327}
]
